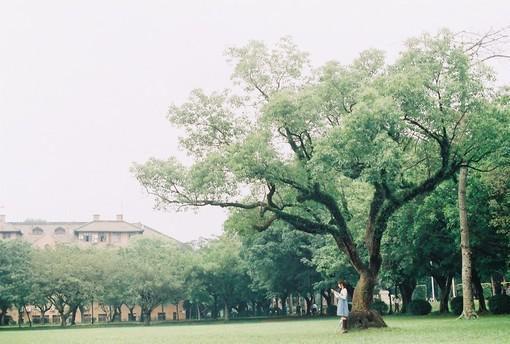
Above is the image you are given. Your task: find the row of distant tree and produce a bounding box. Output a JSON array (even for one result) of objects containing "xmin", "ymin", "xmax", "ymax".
[{"xmin": 1, "ymin": 165, "xmax": 508, "ymax": 326}]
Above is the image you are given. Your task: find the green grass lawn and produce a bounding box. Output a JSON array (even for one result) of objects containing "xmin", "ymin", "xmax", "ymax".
[{"xmin": 1, "ymin": 315, "xmax": 509, "ymax": 344}]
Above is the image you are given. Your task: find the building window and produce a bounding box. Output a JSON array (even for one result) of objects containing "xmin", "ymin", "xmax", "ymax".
[
  {"xmin": 32, "ymin": 227, "xmax": 44, "ymax": 235},
  {"xmin": 98, "ymin": 314, "xmax": 107, "ymax": 322},
  {"xmin": 158, "ymin": 312, "xmax": 166, "ymax": 321},
  {"xmin": 112, "ymin": 233, "xmax": 121, "ymax": 243},
  {"xmin": 99, "ymin": 233, "xmax": 107, "ymax": 242},
  {"xmin": 82, "ymin": 314, "xmax": 92, "ymax": 323},
  {"xmin": 2, "ymin": 232, "xmax": 11, "ymax": 239},
  {"xmin": 79, "ymin": 233, "xmax": 91, "ymax": 242},
  {"xmin": 54, "ymin": 227, "xmax": 66, "ymax": 235},
  {"xmin": 52, "ymin": 315, "xmax": 61, "ymax": 324}
]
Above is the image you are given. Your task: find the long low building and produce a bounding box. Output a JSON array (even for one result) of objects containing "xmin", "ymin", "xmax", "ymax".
[
  {"xmin": 0, "ymin": 214, "xmax": 185, "ymax": 325},
  {"xmin": 0, "ymin": 214, "xmax": 177, "ymax": 247}
]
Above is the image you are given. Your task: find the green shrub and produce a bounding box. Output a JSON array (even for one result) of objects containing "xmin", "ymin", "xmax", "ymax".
[
  {"xmin": 450, "ymin": 296, "xmax": 463, "ymax": 315},
  {"xmin": 326, "ymin": 305, "xmax": 337, "ymax": 316},
  {"xmin": 412, "ymin": 285, "xmax": 427, "ymax": 300},
  {"xmin": 488, "ymin": 294, "xmax": 510, "ymax": 314},
  {"xmin": 370, "ymin": 300, "xmax": 389, "ymax": 315},
  {"xmin": 408, "ymin": 299, "xmax": 432, "ymax": 315}
]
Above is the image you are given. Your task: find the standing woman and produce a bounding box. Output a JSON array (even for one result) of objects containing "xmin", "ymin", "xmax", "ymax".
[{"xmin": 332, "ymin": 280, "xmax": 349, "ymax": 333}]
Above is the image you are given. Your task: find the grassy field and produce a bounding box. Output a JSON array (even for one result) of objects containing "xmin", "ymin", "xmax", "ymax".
[{"xmin": 1, "ymin": 315, "xmax": 509, "ymax": 344}]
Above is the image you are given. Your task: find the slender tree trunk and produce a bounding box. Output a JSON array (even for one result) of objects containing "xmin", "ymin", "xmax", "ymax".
[
  {"xmin": 143, "ymin": 307, "xmax": 151, "ymax": 325},
  {"xmin": 70, "ymin": 305, "xmax": 79, "ymax": 325},
  {"xmin": 213, "ymin": 295, "xmax": 218, "ymax": 319},
  {"xmin": 491, "ymin": 274, "xmax": 503, "ymax": 295},
  {"xmin": 434, "ymin": 274, "xmax": 452, "ymax": 313},
  {"xmin": 350, "ymin": 271, "xmax": 386, "ymax": 328},
  {"xmin": 24, "ymin": 306, "xmax": 32, "ymax": 327},
  {"xmin": 40, "ymin": 310, "xmax": 47, "ymax": 324},
  {"xmin": 472, "ymin": 268, "xmax": 487, "ymax": 313},
  {"xmin": 0, "ymin": 305, "xmax": 9, "ymax": 326},
  {"xmin": 17, "ymin": 306, "xmax": 23, "ymax": 328},
  {"xmin": 281, "ymin": 294, "xmax": 288, "ymax": 315},
  {"xmin": 458, "ymin": 166, "xmax": 477, "ymax": 319},
  {"xmin": 223, "ymin": 301, "xmax": 229, "ymax": 320},
  {"xmin": 128, "ymin": 306, "xmax": 135, "ymax": 321},
  {"xmin": 388, "ymin": 290, "xmax": 393, "ymax": 314},
  {"xmin": 399, "ymin": 278, "xmax": 416, "ymax": 314},
  {"xmin": 304, "ymin": 296, "xmax": 312, "ymax": 316}
]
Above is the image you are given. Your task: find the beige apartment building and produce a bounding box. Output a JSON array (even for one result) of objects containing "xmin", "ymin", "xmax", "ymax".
[{"xmin": 0, "ymin": 214, "xmax": 185, "ymax": 325}]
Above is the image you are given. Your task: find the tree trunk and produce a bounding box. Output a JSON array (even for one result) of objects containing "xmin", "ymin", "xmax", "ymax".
[
  {"xmin": 458, "ymin": 166, "xmax": 477, "ymax": 319},
  {"xmin": 24, "ymin": 306, "xmax": 32, "ymax": 327},
  {"xmin": 18, "ymin": 306, "xmax": 23, "ymax": 328},
  {"xmin": 281, "ymin": 294, "xmax": 288, "ymax": 315},
  {"xmin": 40, "ymin": 310, "xmax": 47, "ymax": 324},
  {"xmin": 433, "ymin": 274, "xmax": 452, "ymax": 313},
  {"xmin": 491, "ymin": 274, "xmax": 503, "ymax": 295},
  {"xmin": 441, "ymin": 277, "xmax": 452, "ymax": 313},
  {"xmin": 70, "ymin": 305, "xmax": 78, "ymax": 325},
  {"xmin": 399, "ymin": 278, "xmax": 416, "ymax": 314},
  {"xmin": 388, "ymin": 290, "xmax": 393, "ymax": 314},
  {"xmin": 349, "ymin": 271, "xmax": 386, "ymax": 328},
  {"xmin": 128, "ymin": 306, "xmax": 135, "ymax": 321},
  {"xmin": 143, "ymin": 308, "xmax": 151, "ymax": 325},
  {"xmin": 223, "ymin": 301, "xmax": 229, "ymax": 320},
  {"xmin": 176, "ymin": 302, "xmax": 180, "ymax": 320},
  {"xmin": 472, "ymin": 268, "xmax": 487, "ymax": 313},
  {"xmin": 213, "ymin": 295, "xmax": 218, "ymax": 319},
  {"xmin": 304, "ymin": 296, "xmax": 312, "ymax": 316}
]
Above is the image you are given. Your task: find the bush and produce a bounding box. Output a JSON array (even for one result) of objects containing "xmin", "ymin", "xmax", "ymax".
[
  {"xmin": 412, "ymin": 285, "xmax": 427, "ymax": 300},
  {"xmin": 488, "ymin": 294, "xmax": 510, "ymax": 314},
  {"xmin": 326, "ymin": 305, "xmax": 337, "ymax": 316},
  {"xmin": 370, "ymin": 300, "xmax": 389, "ymax": 315},
  {"xmin": 450, "ymin": 296, "xmax": 463, "ymax": 315},
  {"xmin": 408, "ymin": 299, "xmax": 432, "ymax": 315}
]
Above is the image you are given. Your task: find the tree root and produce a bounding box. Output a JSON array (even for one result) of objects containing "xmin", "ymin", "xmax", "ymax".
[{"xmin": 348, "ymin": 310, "xmax": 387, "ymax": 329}]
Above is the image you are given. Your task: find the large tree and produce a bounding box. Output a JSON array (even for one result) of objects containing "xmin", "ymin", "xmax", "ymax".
[{"xmin": 133, "ymin": 32, "xmax": 507, "ymax": 327}]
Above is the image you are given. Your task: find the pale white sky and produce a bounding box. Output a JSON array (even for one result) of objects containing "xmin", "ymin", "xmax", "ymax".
[{"xmin": 0, "ymin": 0, "xmax": 508, "ymax": 242}]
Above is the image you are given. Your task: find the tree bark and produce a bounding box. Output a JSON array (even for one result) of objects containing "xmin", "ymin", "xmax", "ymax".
[
  {"xmin": 304, "ymin": 296, "xmax": 312, "ymax": 316},
  {"xmin": 70, "ymin": 304, "xmax": 79, "ymax": 325},
  {"xmin": 491, "ymin": 274, "xmax": 503, "ymax": 295},
  {"xmin": 399, "ymin": 278, "xmax": 416, "ymax": 314},
  {"xmin": 458, "ymin": 166, "xmax": 477, "ymax": 319},
  {"xmin": 472, "ymin": 268, "xmax": 487, "ymax": 313},
  {"xmin": 17, "ymin": 306, "xmax": 23, "ymax": 328},
  {"xmin": 24, "ymin": 306, "xmax": 32, "ymax": 327},
  {"xmin": 433, "ymin": 274, "xmax": 452, "ymax": 313},
  {"xmin": 223, "ymin": 301, "xmax": 229, "ymax": 320},
  {"xmin": 349, "ymin": 271, "xmax": 386, "ymax": 328}
]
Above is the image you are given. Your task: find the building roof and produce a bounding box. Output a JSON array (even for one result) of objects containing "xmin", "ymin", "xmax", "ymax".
[
  {"xmin": 73, "ymin": 220, "xmax": 144, "ymax": 233},
  {"xmin": 0, "ymin": 228, "xmax": 22, "ymax": 233}
]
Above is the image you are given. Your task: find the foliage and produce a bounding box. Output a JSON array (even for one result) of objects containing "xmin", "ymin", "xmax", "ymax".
[
  {"xmin": 408, "ymin": 300, "xmax": 432, "ymax": 315},
  {"xmin": 133, "ymin": 31, "xmax": 509, "ymax": 325},
  {"xmin": 370, "ymin": 300, "xmax": 389, "ymax": 315},
  {"xmin": 326, "ymin": 305, "xmax": 337, "ymax": 316},
  {"xmin": 450, "ymin": 296, "xmax": 464, "ymax": 316},
  {"xmin": 487, "ymin": 294, "xmax": 510, "ymax": 314}
]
